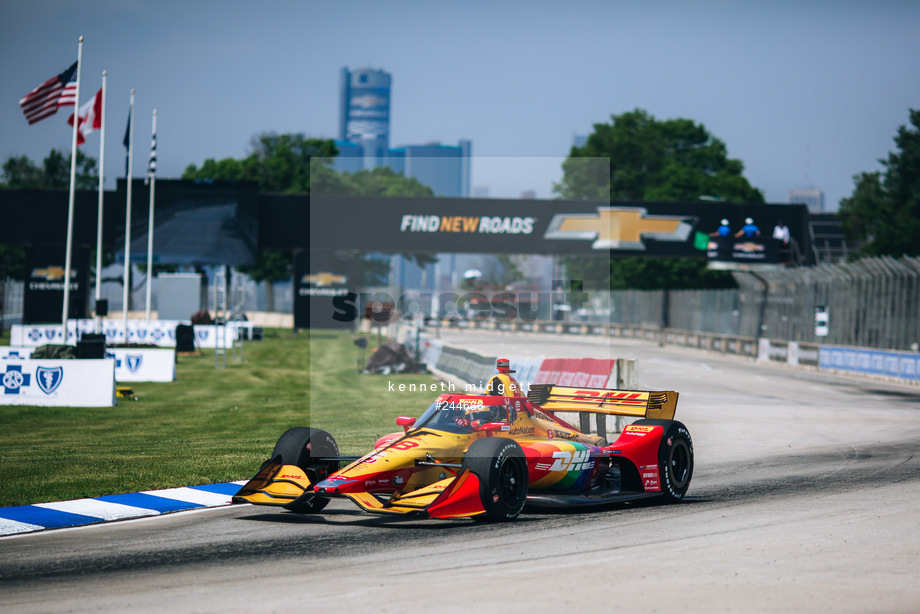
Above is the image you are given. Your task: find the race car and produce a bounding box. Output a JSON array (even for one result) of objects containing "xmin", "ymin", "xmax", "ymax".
[{"xmin": 233, "ymin": 358, "xmax": 693, "ymax": 521}]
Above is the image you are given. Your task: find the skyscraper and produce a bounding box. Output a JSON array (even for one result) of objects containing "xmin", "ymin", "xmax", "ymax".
[
  {"xmin": 339, "ymin": 67, "xmax": 391, "ymax": 147},
  {"xmin": 333, "ymin": 67, "xmax": 471, "ymax": 198},
  {"xmin": 788, "ymin": 188, "xmax": 826, "ymax": 212}
]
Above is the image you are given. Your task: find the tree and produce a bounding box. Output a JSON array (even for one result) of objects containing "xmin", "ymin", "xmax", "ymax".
[
  {"xmin": 1, "ymin": 149, "xmax": 98, "ymax": 190},
  {"xmin": 183, "ymin": 133, "xmax": 338, "ymax": 194},
  {"xmin": 556, "ymin": 109, "xmax": 764, "ymax": 203},
  {"xmin": 839, "ymin": 109, "xmax": 920, "ymax": 258},
  {"xmin": 332, "ymin": 166, "xmax": 435, "ymax": 198},
  {"xmin": 555, "ymin": 109, "xmax": 763, "ymax": 290}
]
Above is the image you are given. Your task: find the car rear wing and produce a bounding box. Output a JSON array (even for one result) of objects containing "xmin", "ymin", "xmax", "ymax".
[{"xmin": 527, "ymin": 384, "xmax": 678, "ymax": 420}]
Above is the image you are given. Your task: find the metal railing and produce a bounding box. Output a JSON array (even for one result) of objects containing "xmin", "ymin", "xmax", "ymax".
[{"xmin": 594, "ymin": 256, "xmax": 920, "ymax": 352}]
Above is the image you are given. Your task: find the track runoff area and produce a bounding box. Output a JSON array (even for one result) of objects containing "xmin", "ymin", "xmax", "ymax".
[{"xmin": 1, "ymin": 329, "xmax": 919, "ymax": 612}]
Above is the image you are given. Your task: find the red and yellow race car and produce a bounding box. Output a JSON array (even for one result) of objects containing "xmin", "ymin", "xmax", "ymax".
[{"xmin": 234, "ymin": 359, "xmax": 693, "ymax": 521}]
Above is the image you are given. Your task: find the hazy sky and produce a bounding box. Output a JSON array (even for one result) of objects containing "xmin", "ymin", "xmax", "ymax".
[{"xmin": 2, "ymin": 1, "xmax": 918, "ymax": 208}]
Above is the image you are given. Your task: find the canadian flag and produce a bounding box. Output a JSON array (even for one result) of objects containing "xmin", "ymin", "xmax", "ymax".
[{"xmin": 67, "ymin": 87, "xmax": 103, "ymax": 146}]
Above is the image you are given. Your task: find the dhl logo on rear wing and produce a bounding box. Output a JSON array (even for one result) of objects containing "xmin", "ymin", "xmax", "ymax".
[{"xmin": 527, "ymin": 384, "xmax": 678, "ymax": 420}]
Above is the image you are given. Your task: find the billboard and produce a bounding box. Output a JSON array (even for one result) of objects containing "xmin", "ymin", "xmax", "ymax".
[
  {"xmin": 112, "ymin": 179, "xmax": 258, "ymax": 267},
  {"xmin": 306, "ymin": 196, "xmax": 810, "ymax": 259}
]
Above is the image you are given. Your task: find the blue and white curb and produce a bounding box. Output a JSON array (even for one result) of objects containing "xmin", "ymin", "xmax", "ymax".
[{"xmin": 0, "ymin": 481, "xmax": 246, "ymax": 536}]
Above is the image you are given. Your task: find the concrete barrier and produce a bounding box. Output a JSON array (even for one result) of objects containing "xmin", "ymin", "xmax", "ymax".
[{"xmin": 427, "ymin": 319, "xmax": 919, "ymax": 386}]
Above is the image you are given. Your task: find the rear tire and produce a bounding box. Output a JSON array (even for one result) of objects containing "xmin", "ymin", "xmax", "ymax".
[
  {"xmin": 633, "ymin": 419, "xmax": 693, "ymax": 502},
  {"xmin": 271, "ymin": 427, "xmax": 339, "ymax": 513},
  {"xmin": 462, "ymin": 437, "xmax": 528, "ymax": 521}
]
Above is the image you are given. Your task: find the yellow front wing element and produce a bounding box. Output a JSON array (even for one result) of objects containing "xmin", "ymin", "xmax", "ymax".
[
  {"xmin": 233, "ymin": 462, "xmax": 313, "ymax": 506},
  {"xmin": 534, "ymin": 385, "xmax": 679, "ymax": 420},
  {"xmin": 345, "ymin": 475, "xmax": 458, "ymax": 515}
]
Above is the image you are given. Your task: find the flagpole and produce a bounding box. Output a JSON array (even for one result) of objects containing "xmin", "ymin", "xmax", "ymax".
[
  {"xmin": 61, "ymin": 36, "xmax": 83, "ymax": 342},
  {"xmin": 144, "ymin": 109, "xmax": 157, "ymax": 321},
  {"xmin": 94, "ymin": 71, "xmax": 107, "ymax": 332},
  {"xmin": 122, "ymin": 90, "xmax": 135, "ymax": 342}
]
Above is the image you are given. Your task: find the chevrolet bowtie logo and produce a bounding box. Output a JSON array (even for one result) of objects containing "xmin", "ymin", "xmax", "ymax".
[
  {"xmin": 31, "ymin": 266, "xmax": 73, "ymax": 280},
  {"xmin": 302, "ymin": 272, "xmax": 347, "ymax": 287},
  {"xmin": 544, "ymin": 207, "xmax": 695, "ymax": 250}
]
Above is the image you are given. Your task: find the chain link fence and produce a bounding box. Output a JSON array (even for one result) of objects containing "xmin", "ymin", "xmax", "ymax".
[{"xmin": 597, "ymin": 256, "xmax": 920, "ymax": 352}]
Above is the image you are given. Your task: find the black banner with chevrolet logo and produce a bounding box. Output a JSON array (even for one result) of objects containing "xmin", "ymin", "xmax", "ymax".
[
  {"xmin": 23, "ymin": 245, "xmax": 90, "ymax": 324},
  {"xmin": 307, "ymin": 195, "xmax": 811, "ymax": 261}
]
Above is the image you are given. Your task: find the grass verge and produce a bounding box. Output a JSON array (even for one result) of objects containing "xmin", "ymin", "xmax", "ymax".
[{"xmin": 0, "ymin": 328, "xmax": 438, "ymax": 507}]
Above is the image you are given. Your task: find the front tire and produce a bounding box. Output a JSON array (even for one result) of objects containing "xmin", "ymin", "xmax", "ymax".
[
  {"xmin": 271, "ymin": 427, "xmax": 339, "ymax": 513},
  {"xmin": 462, "ymin": 437, "xmax": 528, "ymax": 521},
  {"xmin": 634, "ymin": 419, "xmax": 693, "ymax": 502}
]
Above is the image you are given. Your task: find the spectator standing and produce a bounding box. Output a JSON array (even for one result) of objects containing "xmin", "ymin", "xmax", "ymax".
[{"xmin": 735, "ymin": 217, "xmax": 761, "ymax": 238}]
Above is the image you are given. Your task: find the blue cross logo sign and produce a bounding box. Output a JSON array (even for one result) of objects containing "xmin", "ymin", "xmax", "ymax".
[{"xmin": 2, "ymin": 365, "xmax": 31, "ymax": 395}]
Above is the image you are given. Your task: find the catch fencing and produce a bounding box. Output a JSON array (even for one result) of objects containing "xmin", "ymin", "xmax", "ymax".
[{"xmin": 601, "ymin": 256, "xmax": 920, "ymax": 352}]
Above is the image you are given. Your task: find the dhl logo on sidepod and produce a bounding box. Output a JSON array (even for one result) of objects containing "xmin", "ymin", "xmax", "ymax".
[{"xmin": 624, "ymin": 425, "xmax": 656, "ymax": 434}]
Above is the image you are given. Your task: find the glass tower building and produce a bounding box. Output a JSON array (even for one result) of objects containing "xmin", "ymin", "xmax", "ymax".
[{"xmin": 333, "ymin": 67, "xmax": 471, "ymax": 198}]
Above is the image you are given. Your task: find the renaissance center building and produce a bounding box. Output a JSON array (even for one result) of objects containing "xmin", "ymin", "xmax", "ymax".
[
  {"xmin": 331, "ymin": 67, "xmax": 479, "ymax": 309},
  {"xmin": 332, "ymin": 67, "xmax": 471, "ymax": 199}
]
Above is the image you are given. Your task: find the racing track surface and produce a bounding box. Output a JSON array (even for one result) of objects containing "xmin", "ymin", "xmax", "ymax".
[{"xmin": 2, "ymin": 332, "xmax": 919, "ymax": 613}]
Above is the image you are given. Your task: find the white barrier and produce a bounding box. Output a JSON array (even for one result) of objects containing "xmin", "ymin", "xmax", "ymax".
[
  {"xmin": 1, "ymin": 347, "xmax": 34, "ymax": 360},
  {"xmin": 4, "ymin": 345, "xmax": 175, "ymax": 382},
  {"xmin": 11, "ymin": 324, "xmax": 76, "ymax": 346},
  {"xmin": 106, "ymin": 348, "xmax": 176, "ymax": 382},
  {"xmin": 0, "ymin": 359, "xmax": 116, "ymax": 407},
  {"xmin": 11, "ymin": 320, "xmax": 255, "ymax": 349},
  {"xmin": 191, "ymin": 324, "xmax": 249, "ymax": 349}
]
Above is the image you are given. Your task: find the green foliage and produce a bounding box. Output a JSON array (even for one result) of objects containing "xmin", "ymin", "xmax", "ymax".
[
  {"xmin": 556, "ymin": 109, "xmax": 764, "ymax": 203},
  {"xmin": 0, "ymin": 329, "xmax": 435, "ymax": 507},
  {"xmin": 182, "ymin": 133, "xmax": 338, "ymax": 194},
  {"xmin": 838, "ymin": 109, "xmax": 920, "ymax": 258},
  {"xmin": 335, "ymin": 166, "xmax": 435, "ymax": 198},
  {"xmin": 555, "ymin": 109, "xmax": 762, "ymax": 290},
  {"xmin": 1, "ymin": 149, "xmax": 98, "ymax": 190}
]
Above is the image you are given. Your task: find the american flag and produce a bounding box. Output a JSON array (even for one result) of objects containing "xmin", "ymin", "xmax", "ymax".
[{"xmin": 18, "ymin": 61, "xmax": 78, "ymax": 125}]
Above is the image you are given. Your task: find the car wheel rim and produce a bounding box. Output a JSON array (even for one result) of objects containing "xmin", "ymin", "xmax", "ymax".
[
  {"xmin": 499, "ymin": 459, "xmax": 525, "ymax": 505},
  {"xmin": 669, "ymin": 441, "xmax": 690, "ymax": 488}
]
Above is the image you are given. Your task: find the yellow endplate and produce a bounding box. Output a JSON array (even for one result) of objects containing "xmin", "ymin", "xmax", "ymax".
[{"xmin": 236, "ymin": 464, "xmax": 312, "ymax": 504}]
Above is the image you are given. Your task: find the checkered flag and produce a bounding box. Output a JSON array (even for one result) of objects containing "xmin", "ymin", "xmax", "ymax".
[{"xmin": 147, "ymin": 112, "xmax": 157, "ymax": 179}]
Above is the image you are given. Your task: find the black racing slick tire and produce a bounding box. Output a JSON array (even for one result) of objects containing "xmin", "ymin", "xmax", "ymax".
[
  {"xmin": 462, "ymin": 437, "xmax": 528, "ymax": 521},
  {"xmin": 271, "ymin": 427, "xmax": 339, "ymax": 513},
  {"xmin": 634, "ymin": 419, "xmax": 693, "ymax": 502}
]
